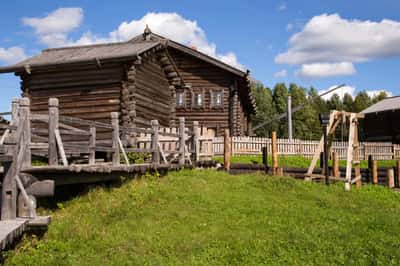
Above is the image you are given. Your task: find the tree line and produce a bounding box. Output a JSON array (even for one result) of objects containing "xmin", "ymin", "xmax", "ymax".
[{"xmin": 250, "ymin": 81, "xmax": 388, "ymax": 140}]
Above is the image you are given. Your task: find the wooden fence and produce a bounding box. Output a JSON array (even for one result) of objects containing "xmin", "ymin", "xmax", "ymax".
[{"xmin": 210, "ymin": 136, "xmax": 400, "ymax": 160}]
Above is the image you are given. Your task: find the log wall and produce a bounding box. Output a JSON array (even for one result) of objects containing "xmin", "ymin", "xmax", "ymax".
[
  {"xmin": 130, "ymin": 54, "xmax": 173, "ymax": 127},
  {"xmin": 168, "ymin": 48, "xmax": 249, "ymax": 136},
  {"xmin": 18, "ymin": 63, "xmax": 124, "ymax": 141}
]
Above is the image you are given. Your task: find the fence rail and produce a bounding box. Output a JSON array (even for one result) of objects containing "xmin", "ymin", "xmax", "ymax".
[{"xmin": 211, "ymin": 136, "xmax": 400, "ymax": 160}]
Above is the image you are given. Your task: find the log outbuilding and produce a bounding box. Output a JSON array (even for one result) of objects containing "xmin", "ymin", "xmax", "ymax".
[{"xmin": 0, "ymin": 26, "xmax": 256, "ymax": 137}]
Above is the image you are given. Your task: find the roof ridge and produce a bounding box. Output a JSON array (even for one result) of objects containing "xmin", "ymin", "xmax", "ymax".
[{"xmin": 42, "ymin": 39, "xmax": 157, "ymax": 53}]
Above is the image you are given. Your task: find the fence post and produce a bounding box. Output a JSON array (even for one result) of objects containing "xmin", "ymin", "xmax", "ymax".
[
  {"xmin": 89, "ymin": 126, "xmax": 96, "ymax": 165},
  {"xmin": 48, "ymin": 98, "xmax": 59, "ymax": 166},
  {"xmin": 151, "ymin": 120, "xmax": 160, "ymax": 164},
  {"xmin": 19, "ymin": 98, "xmax": 31, "ymax": 168},
  {"xmin": 272, "ymin": 131, "xmax": 278, "ymax": 175},
  {"xmin": 372, "ymin": 159, "xmax": 378, "ymax": 184},
  {"xmin": 262, "ymin": 146, "xmax": 268, "ymax": 174},
  {"xmin": 397, "ymin": 160, "xmax": 400, "ymax": 188},
  {"xmin": 192, "ymin": 121, "xmax": 199, "ymax": 164},
  {"xmin": 179, "ymin": 117, "xmax": 185, "ymax": 166},
  {"xmin": 224, "ymin": 129, "xmax": 231, "ymax": 171},
  {"xmin": 111, "ymin": 112, "xmax": 120, "ymax": 166},
  {"xmin": 387, "ymin": 168, "xmax": 395, "ymax": 188}
]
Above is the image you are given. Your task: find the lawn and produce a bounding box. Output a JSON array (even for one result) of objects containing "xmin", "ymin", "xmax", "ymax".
[
  {"xmin": 5, "ymin": 169, "xmax": 400, "ymax": 265},
  {"xmin": 214, "ymin": 155, "xmax": 397, "ymax": 169}
]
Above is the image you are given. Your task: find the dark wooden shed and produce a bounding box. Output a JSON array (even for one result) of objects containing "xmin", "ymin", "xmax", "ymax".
[
  {"xmin": 0, "ymin": 27, "xmax": 256, "ymax": 137},
  {"xmin": 362, "ymin": 96, "xmax": 400, "ymax": 143}
]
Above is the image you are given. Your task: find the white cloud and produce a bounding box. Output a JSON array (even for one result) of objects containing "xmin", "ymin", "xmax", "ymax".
[
  {"xmin": 286, "ymin": 23, "xmax": 293, "ymax": 31},
  {"xmin": 366, "ymin": 89, "xmax": 393, "ymax": 98},
  {"xmin": 0, "ymin": 46, "xmax": 27, "ymax": 65},
  {"xmin": 22, "ymin": 8, "xmax": 83, "ymax": 47},
  {"xmin": 296, "ymin": 62, "xmax": 356, "ymax": 79},
  {"xmin": 318, "ymin": 85, "xmax": 393, "ymax": 100},
  {"xmin": 277, "ymin": 3, "xmax": 287, "ymax": 11},
  {"xmin": 276, "ymin": 13, "xmax": 400, "ymax": 65},
  {"xmin": 319, "ymin": 85, "xmax": 356, "ymax": 100},
  {"xmin": 274, "ymin": 69, "xmax": 288, "ymax": 78},
  {"xmin": 22, "ymin": 10, "xmax": 244, "ymax": 70}
]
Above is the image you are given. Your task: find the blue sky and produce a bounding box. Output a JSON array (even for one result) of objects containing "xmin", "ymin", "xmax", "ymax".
[{"xmin": 1, "ymin": 0, "xmax": 400, "ymax": 110}]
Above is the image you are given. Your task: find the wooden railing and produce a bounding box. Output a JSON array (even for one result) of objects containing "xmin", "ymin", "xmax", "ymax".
[
  {"xmin": 0, "ymin": 97, "xmax": 211, "ymax": 168},
  {"xmin": 0, "ymin": 97, "xmax": 208, "ymax": 220},
  {"xmin": 210, "ymin": 136, "xmax": 400, "ymax": 160}
]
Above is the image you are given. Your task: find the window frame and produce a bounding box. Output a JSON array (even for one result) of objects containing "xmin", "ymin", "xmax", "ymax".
[
  {"xmin": 210, "ymin": 89, "xmax": 225, "ymax": 109},
  {"xmin": 176, "ymin": 90, "xmax": 186, "ymax": 109}
]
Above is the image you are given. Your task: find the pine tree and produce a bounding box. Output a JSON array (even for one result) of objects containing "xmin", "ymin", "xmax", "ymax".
[{"xmin": 272, "ymin": 83, "xmax": 288, "ymax": 138}]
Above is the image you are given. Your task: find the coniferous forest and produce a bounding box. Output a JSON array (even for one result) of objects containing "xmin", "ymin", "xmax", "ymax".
[{"xmin": 250, "ymin": 81, "xmax": 388, "ymax": 140}]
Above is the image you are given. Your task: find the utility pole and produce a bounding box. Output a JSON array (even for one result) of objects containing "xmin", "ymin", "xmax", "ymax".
[{"xmin": 287, "ymin": 95, "xmax": 293, "ymax": 140}]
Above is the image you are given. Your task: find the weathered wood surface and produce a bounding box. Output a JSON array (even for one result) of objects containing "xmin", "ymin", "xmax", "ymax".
[
  {"xmin": 169, "ymin": 48, "xmax": 250, "ymax": 136},
  {"xmin": 0, "ymin": 219, "xmax": 27, "ymax": 250}
]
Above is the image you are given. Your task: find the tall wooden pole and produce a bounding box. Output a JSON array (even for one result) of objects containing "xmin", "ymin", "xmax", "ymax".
[
  {"xmin": 89, "ymin": 126, "xmax": 96, "ymax": 165},
  {"xmin": 111, "ymin": 112, "xmax": 120, "ymax": 166},
  {"xmin": 287, "ymin": 95, "xmax": 293, "ymax": 140},
  {"xmin": 272, "ymin": 131, "xmax": 278, "ymax": 175},
  {"xmin": 20, "ymin": 98, "xmax": 31, "ymax": 168},
  {"xmin": 224, "ymin": 129, "xmax": 231, "ymax": 171},
  {"xmin": 372, "ymin": 160, "xmax": 378, "ymax": 185},
  {"xmin": 387, "ymin": 168, "xmax": 395, "ymax": 188},
  {"xmin": 192, "ymin": 121, "xmax": 200, "ymax": 164},
  {"xmin": 48, "ymin": 98, "xmax": 59, "ymax": 166},
  {"xmin": 179, "ymin": 117, "xmax": 185, "ymax": 167},
  {"xmin": 151, "ymin": 120, "xmax": 160, "ymax": 164}
]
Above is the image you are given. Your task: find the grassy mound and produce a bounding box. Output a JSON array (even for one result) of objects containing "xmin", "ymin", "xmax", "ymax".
[{"xmin": 5, "ymin": 170, "xmax": 400, "ymax": 265}]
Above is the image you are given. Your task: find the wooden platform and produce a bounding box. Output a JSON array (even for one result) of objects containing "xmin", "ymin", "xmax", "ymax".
[
  {"xmin": 22, "ymin": 163, "xmax": 184, "ymax": 185},
  {"xmin": 0, "ymin": 216, "xmax": 51, "ymax": 251},
  {"xmin": 0, "ymin": 219, "xmax": 27, "ymax": 250}
]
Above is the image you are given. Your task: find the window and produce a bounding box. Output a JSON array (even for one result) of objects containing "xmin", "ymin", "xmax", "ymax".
[
  {"xmin": 211, "ymin": 90, "xmax": 224, "ymax": 108},
  {"xmin": 194, "ymin": 93, "xmax": 203, "ymax": 107},
  {"xmin": 176, "ymin": 91, "xmax": 185, "ymax": 108}
]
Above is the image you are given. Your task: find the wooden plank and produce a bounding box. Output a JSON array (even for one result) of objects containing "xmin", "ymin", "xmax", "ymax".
[
  {"xmin": 0, "ymin": 219, "xmax": 28, "ymax": 250},
  {"xmin": 55, "ymin": 129, "xmax": 68, "ymax": 166}
]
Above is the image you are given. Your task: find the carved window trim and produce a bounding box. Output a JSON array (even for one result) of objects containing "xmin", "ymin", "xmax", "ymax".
[
  {"xmin": 210, "ymin": 89, "xmax": 224, "ymax": 109},
  {"xmin": 176, "ymin": 89, "xmax": 186, "ymax": 109},
  {"xmin": 191, "ymin": 89, "xmax": 205, "ymax": 110}
]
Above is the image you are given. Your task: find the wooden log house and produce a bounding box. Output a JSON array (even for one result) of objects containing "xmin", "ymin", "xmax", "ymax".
[{"xmin": 0, "ymin": 26, "xmax": 256, "ymax": 138}]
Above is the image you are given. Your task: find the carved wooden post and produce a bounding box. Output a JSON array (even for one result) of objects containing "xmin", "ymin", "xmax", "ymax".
[
  {"xmin": 179, "ymin": 117, "xmax": 185, "ymax": 166},
  {"xmin": 17, "ymin": 98, "xmax": 32, "ymax": 167},
  {"xmin": 372, "ymin": 160, "xmax": 378, "ymax": 185},
  {"xmin": 192, "ymin": 121, "xmax": 200, "ymax": 164},
  {"xmin": 111, "ymin": 112, "xmax": 120, "ymax": 166},
  {"xmin": 48, "ymin": 98, "xmax": 59, "ymax": 166},
  {"xmin": 89, "ymin": 126, "xmax": 96, "ymax": 165},
  {"xmin": 1, "ymin": 99, "xmax": 21, "ymax": 220},
  {"xmin": 272, "ymin": 131, "xmax": 278, "ymax": 176},
  {"xmin": 20, "ymin": 98, "xmax": 31, "ymax": 168},
  {"xmin": 387, "ymin": 168, "xmax": 395, "ymax": 188},
  {"xmin": 224, "ymin": 129, "xmax": 231, "ymax": 171},
  {"xmin": 151, "ymin": 120, "xmax": 160, "ymax": 164}
]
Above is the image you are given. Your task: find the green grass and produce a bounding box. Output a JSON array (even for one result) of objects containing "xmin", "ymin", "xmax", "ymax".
[
  {"xmin": 5, "ymin": 169, "xmax": 400, "ymax": 265},
  {"xmin": 214, "ymin": 155, "xmax": 397, "ymax": 169}
]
